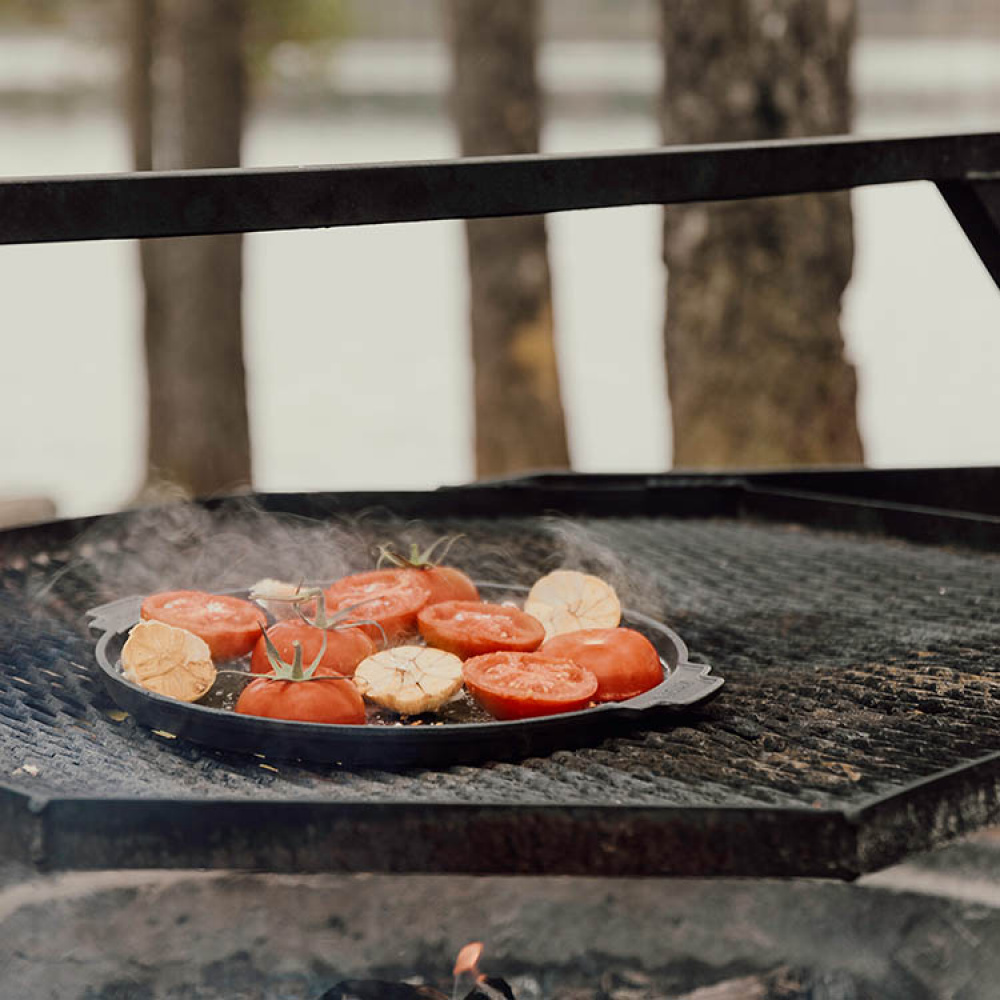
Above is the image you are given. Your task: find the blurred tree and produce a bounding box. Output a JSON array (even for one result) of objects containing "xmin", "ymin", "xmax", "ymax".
[
  {"xmin": 127, "ymin": 0, "xmax": 251, "ymax": 499},
  {"xmin": 123, "ymin": 0, "xmax": 350, "ymax": 501},
  {"xmin": 125, "ymin": 0, "xmax": 167, "ymax": 497},
  {"xmin": 0, "ymin": 0, "xmax": 71, "ymax": 25},
  {"xmin": 447, "ymin": 0, "xmax": 570, "ymax": 477},
  {"xmin": 659, "ymin": 0, "xmax": 864, "ymax": 468},
  {"xmin": 245, "ymin": 0, "xmax": 348, "ymax": 71}
]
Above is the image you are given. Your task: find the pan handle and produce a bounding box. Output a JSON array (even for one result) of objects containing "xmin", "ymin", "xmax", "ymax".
[
  {"xmin": 87, "ymin": 596, "xmax": 145, "ymax": 636},
  {"xmin": 616, "ymin": 661, "xmax": 723, "ymax": 713},
  {"xmin": 86, "ymin": 596, "xmax": 144, "ymax": 677}
]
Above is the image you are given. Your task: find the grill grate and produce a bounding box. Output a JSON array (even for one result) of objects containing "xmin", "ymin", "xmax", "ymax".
[{"xmin": 1, "ymin": 487, "xmax": 999, "ymax": 877}]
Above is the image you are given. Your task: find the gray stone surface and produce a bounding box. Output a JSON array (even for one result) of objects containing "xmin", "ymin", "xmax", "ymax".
[{"xmin": 4, "ymin": 833, "xmax": 1000, "ymax": 999}]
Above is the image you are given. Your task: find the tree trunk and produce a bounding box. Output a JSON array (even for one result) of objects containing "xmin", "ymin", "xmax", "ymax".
[
  {"xmin": 447, "ymin": 0, "xmax": 570, "ymax": 478},
  {"xmin": 141, "ymin": 0, "xmax": 251, "ymax": 498},
  {"xmin": 126, "ymin": 0, "xmax": 168, "ymax": 500},
  {"xmin": 659, "ymin": 0, "xmax": 863, "ymax": 468},
  {"xmin": 126, "ymin": 0, "xmax": 155, "ymax": 174}
]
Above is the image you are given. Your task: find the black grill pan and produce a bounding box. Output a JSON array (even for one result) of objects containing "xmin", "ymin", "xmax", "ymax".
[{"xmin": 87, "ymin": 584, "xmax": 723, "ymax": 767}]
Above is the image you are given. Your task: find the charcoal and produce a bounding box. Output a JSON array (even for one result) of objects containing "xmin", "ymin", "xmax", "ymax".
[
  {"xmin": 465, "ymin": 978, "xmax": 516, "ymax": 1000},
  {"xmin": 319, "ymin": 981, "xmax": 447, "ymax": 1000}
]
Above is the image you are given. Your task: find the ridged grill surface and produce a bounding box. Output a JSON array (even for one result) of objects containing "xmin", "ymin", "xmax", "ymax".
[{"xmin": 1, "ymin": 504, "xmax": 999, "ymax": 810}]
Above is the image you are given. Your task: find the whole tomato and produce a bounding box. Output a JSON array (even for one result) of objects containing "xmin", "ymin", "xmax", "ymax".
[
  {"xmin": 377, "ymin": 538, "xmax": 480, "ymax": 605},
  {"xmin": 540, "ymin": 628, "xmax": 663, "ymax": 702},
  {"xmin": 235, "ymin": 674, "xmax": 366, "ymax": 725},
  {"xmin": 237, "ymin": 624, "xmax": 367, "ymax": 724},
  {"xmin": 419, "ymin": 565, "xmax": 480, "ymax": 605}
]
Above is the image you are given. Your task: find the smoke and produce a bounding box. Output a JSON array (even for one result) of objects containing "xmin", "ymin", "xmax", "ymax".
[
  {"xmin": 536, "ymin": 517, "xmax": 665, "ymax": 617},
  {"xmin": 30, "ymin": 497, "xmax": 668, "ymax": 625}
]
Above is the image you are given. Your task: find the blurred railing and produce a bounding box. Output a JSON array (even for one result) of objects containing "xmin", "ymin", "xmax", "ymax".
[{"xmin": 0, "ymin": 131, "xmax": 998, "ymax": 289}]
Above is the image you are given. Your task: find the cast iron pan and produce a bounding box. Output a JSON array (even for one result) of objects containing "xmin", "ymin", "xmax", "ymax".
[{"xmin": 88, "ymin": 583, "xmax": 724, "ymax": 767}]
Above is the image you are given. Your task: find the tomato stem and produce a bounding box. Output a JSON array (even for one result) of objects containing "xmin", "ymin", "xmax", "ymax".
[
  {"xmin": 290, "ymin": 641, "xmax": 304, "ymax": 680},
  {"xmin": 259, "ymin": 626, "xmax": 329, "ymax": 682},
  {"xmin": 217, "ymin": 668, "xmax": 353, "ymax": 687},
  {"xmin": 294, "ymin": 595, "xmax": 389, "ymax": 647}
]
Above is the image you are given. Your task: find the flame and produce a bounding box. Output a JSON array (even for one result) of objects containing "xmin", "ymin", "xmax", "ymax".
[{"xmin": 453, "ymin": 941, "xmax": 484, "ymax": 978}]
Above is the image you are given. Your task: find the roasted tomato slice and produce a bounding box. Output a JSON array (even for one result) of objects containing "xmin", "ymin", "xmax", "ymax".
[
  {"xmin": 418, "ymin": 600, "xmax": 545, "ymax": 659},
  {"xmin": 235, "ymin": 674, "xmax": 366, "ymax": 725},
  {"xmin": 249, "ymin": 620, "xmax": 376, "ymax": 678},
  {"xmin": 140, "ymin": 590, "xmax": 266, "ymax": 661},
  {"xmin": 462, "ymin": 651, "xmax": 598, "ymax": 719},
  {"xmin": 540, "ymin": 627, "xmax": 663, "ymax": 703},
  {"xmin": 323, "ymin": 569, "xmax": 431, "ymax": 643}
]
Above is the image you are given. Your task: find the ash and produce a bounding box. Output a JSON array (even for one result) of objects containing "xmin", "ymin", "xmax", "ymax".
[{"xmin": 470, "ymin": 967, "xmax": 871, "ymax": 1000}]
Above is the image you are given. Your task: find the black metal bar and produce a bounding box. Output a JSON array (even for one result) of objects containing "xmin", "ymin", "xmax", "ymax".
[
  {"xmin": 1, "ymin": 132, "xmax": 999, "ymax": 245},
  {"xmin": 472, "ymin": 467, "xmax": 1000, "ymax": 518},
  {"xmin": 733, "ymin": 465, "xmax": 1000, "ymax": 516},
  {"xmin": 26, "ymin": 793, "xmax": 861, "ymax": 878},
  {"xmin": 938, "ymin": 178, "xmax": 1000, "ymax": 290},
  {"xmin": 739, "ymin": 485, "xmax": 1000, "ymax": 552},
  {"xmin": 853, "ymin": 751, "xmax": 1000, "ymax": 872},
  {"xmin": 5, "ymin": 477, "xmax": 1000, "ymax": 564},
  {"xmin": 9, "ymin": 754, "xmax": 1000, "ymax": 877}
]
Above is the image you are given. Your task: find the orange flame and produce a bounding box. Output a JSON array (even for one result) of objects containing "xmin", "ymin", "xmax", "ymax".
[{"xmin": 453, "ymin": 941, "xmax": 484, "ymax": 978}]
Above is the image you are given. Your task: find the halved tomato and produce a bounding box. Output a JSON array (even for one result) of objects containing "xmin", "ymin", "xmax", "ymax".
[
  {"xmin": 323, "ymin": 569, "xmax": 431, "ymax": 643},
  {"xmin": 540, "ymin": 628, "xmax": 663, "ymax": 702},
  {"xmin": 140, "ymin": 590, "xmax": 266, "ymax": 661},
  {"xmin": 249, "ymin": 620, "xmax": 376, "ymax": 678},
  {"xmin": 462, "ymin": 651, "xmax": 598, "ymax": 719},
  {"xmin": 418, "ymin": 600, "xmax": 544, "ymax": 659},
  {"xmin": 235, "ymin": 674, "xmax": 366, "ymax": 725}
]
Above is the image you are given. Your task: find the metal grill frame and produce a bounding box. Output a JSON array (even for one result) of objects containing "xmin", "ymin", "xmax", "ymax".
[
  {"xmin": 0, "ymin": 133, "xmax": 998, "ymax": 296},
  {"xmin": 1, "ymin": 476, "xmax": 1000, "ymax": 879}
]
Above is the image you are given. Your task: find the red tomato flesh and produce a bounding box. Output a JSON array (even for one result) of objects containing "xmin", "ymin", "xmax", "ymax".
[
  {"xmin": 324, "ymin": 569, "xmax": 431, "ymax": 643},
  {"xmin": 235, "ymin": 674, "xmax": 366, "ymax": 725},
  {"xmin": 462, "ymin": 651, "xmax": 598, "ymax": 719},
  {"xmin": 418, "ymin": 600, "xmax": 544, "ymax": 659},
  {"xmin": 250, "ymin": 620, "xmax": 375, "ymax": 678},
  {"xmin": 141, "ymin": 590, "xmax": 266, "ymax": 661},
  {"xmin": 418, "ymin": 565, "xmax": 480, "ymax": 605},
  {"xmin": 540, "ymin": 628, "xmax": 664, "ymax": 702}
]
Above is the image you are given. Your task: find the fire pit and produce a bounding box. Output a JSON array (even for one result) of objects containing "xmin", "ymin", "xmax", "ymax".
[{"xmin": 6, "ymin": 864, "xmax": 1000, "ymax": 998}]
